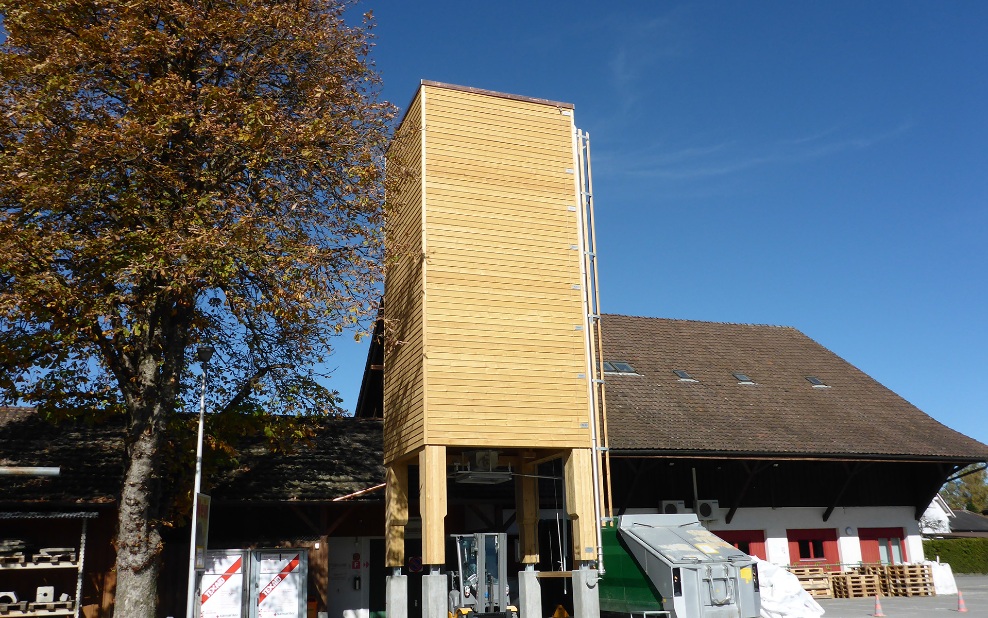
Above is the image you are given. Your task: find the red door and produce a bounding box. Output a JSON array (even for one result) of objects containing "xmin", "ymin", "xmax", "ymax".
[
  {"xmin": 714, "ymin": 530, "xmax": 767, "ymax": 560},
  {"xmin": 787, "ymin": 528, "xmax": 839, "ymax": 569},
  {"xmin": 859, "ymin": 527, "xmax": 906, "ymax": 565}
]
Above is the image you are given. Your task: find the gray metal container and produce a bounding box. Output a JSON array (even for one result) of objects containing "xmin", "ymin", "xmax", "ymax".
[{"xmin": 618, "ymin": 515, "xmax": 760, "ymax": 618}]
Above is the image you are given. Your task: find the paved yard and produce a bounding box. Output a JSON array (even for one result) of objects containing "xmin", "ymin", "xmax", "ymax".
[{"xmin": 814, "ymin": 574, "xmax": 987, "ymax": 617}]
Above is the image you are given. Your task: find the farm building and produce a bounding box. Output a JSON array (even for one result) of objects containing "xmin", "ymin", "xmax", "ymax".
[{"xmin": 2, "ymin": 82, "xmax": 987, "ymax": 618}]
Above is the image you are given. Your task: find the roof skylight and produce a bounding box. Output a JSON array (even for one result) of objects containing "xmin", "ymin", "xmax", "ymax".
[
  {"xmin": 603, "ymin": 361, "xmax": 638, "ymax": 374},
  {"xmin": 733, "ymin": 372, "xmax": 755, "ymax": 384},
  {"xmin": 673, "ymin": 369, "xmax": 697, "ymax": 382},
  {"xmin": 806, "ymin": 376, "xmax": 830, "ymax": 388}
]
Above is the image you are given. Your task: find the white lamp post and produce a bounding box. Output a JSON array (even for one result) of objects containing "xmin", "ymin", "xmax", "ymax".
[{"xmin": 186, "ymin": 344, "xmax": 214, "ymax": 618}]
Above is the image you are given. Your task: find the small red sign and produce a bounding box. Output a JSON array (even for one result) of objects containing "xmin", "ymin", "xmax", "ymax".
[{"xmin": 408, "ymin": 555, "xmax": 423, "ymax": 573}]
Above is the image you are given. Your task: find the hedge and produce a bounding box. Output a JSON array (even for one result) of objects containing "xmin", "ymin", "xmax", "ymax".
[{"xmin": 923, "ymin": 538, "xmax": 988, "ymax": 574}]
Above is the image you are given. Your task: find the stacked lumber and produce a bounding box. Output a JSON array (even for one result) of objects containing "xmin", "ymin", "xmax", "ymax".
[
  {"xmin": 788, "ymin": 566, "xmax": 833, "ymax": 599},
  {"xmin": 830, "ymin": 572, "xmax": 882, "ymax": 598}
]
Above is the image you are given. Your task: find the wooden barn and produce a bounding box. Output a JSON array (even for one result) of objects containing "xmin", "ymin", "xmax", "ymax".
[
  {"xmin": 595, "ymin": 315, "xmax": 988, "ymax": 569},
  {"xmin": 4, "ymin": 82, "xmax": 988, "ymax": 618}
]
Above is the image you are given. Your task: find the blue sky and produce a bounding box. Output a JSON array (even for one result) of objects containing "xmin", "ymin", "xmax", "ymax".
[{"xmin": 322, "ymin": 2, "xmax": 988, "ymax": 446}]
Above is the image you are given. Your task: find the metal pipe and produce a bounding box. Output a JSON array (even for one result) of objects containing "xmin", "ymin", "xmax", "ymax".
[
  {"xmin": 574, "ymin": 127, "xmax": 606, "ymax": 575},
  {"xmin": 0, "ymin": 466, "xmax": 60, "ymax": 476},
  {"xmin": 582, "ymin": 133, "xmax": 615, "ymax": 524},
  {"xmin": 186, "ymin": 346, "xmax": 212, "ymax": 618}
]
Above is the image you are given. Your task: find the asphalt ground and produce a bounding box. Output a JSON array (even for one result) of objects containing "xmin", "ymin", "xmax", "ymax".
[{"xmin": 814, "ymin": 574, "xmax": 988, "ymax": 617}]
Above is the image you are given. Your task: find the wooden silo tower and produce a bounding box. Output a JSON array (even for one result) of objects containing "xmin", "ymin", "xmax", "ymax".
[{"xmin": 383, "ymin": 82, "xmax": 606, "ymax": 614}]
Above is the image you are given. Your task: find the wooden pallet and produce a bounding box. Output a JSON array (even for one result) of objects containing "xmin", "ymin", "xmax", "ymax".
[
  {"xmin": 0, "ymin": 553, "xmax": 25, "ymax": 566},
  {"xmin": 788, "ymin": 567, "xmax": 833, "ymax": 599},
  {"xmin": 27, "ymin": 601, "xmax": 75, "ymax": 612},
  {"xmin": 788, "ymin": 566, "xmax": 826, "ymax": 576},
  {"xmin": 884, "ymin": 564, "xmax": 933, "ymax": 596},
  {"xmin": 831, "ymin": 573, "xmax": 882, "ymax": 598},
  {"xmin": 853, "ymin": 563, "xmax": 934, "ymax": 597},
  {"xmin": 30, "ymin": 552, "xmax": 77, "ymax": 565},
  {"xmin": 0, "ymin": 602, "xmax": 29, "ymax": 615}
]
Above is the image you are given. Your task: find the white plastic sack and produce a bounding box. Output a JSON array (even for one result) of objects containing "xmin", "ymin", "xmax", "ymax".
[
  {"xmin": 754, "ymin": 559, "xmax": 825, "ymax": 618},
  {"xmin": 926, "ymin": 560, "xmax": 957, "ymax": 595}
]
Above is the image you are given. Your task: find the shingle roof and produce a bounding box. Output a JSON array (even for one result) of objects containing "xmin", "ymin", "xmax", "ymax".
[
  {"xmin": 209, "ymin": 418, "xmax": 384, "ymax": 503},
  {"xmin": 950, "ymin": 509, "xmax": 988, "ymax": 534},
  {"xmin": 600, "ymin": 315, "xmax": 988, "ymax": 460},
  {"xmin": 0, "ymin": 406, "xmax": 125, "ymax": 505},
  {"xmin": 0, "ymin": 407, "xmax": 384, "ymax": 505}
]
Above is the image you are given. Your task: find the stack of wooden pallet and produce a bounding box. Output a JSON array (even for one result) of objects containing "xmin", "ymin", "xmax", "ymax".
[
  {"xmin": 788, "ymin": 566, "xmax": 833, "ymax": 599},
  {"xmin": 855, "ymin": 563, "xmax": 935, "ymax": 597},
  {"xmin": 830, "ymin": 572, "xmax": 882, "ymax": 598},
  {"xmin": 884, "ymin": 564, "xmax": 934, "ymax": 597}
]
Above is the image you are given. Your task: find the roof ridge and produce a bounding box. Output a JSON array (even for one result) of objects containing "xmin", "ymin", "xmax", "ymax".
[{"xmin": 601, "ymin": 313, "xmax": 797, "ymax": 330}]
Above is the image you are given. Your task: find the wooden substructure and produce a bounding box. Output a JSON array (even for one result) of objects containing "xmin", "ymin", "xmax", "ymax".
[{"xmin": 384, "ymin": 447, "xmax": 598, "ymax": 569}]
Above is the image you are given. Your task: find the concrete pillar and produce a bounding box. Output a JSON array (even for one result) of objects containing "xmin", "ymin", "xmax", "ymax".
[
  {"xmin": 518, "ymin": 568, "xmax": 542, "ymax": 618},
  {"xmin": 386, "ymin": 571, "xmax": 408, "ymax": 618},
  {"xmin": 571, "ymin": 566, "xmax": 600, "ymax": 618},
  {"xmin": 422, "ymin": 571, "xmax": 448, "ymax": 618}
]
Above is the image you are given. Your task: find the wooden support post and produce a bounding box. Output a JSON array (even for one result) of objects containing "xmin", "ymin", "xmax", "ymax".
[
  {"xmin": 386, "ymin": 461, "xmax": 409, "ymax": 568},
  {"xmin": 516, "ymin": 461, "xmax": 540, "ymax": 564},
  {"xmin": 420, "ymin": 445, "xmax": 448, "ymax": 566},
  {"xmin": 564, "ymin": 448, "xmax": 597, "ymax": 563}
]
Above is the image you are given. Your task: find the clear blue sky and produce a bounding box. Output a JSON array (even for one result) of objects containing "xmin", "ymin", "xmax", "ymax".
[{"xmin": 325, "ymin": 2, "xmax": 988, "ymax": 447}]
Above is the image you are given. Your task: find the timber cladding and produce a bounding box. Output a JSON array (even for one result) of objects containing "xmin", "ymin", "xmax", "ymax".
[
  {"xmin": 383, "ymin": 92, "xmax": 425, "ymax": 462},
  {"xmin": 383, "ymin": 83, "xmax": 592, "ymax": 463}
]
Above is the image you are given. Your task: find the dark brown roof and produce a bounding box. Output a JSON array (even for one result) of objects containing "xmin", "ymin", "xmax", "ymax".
[
  {"xmin": 600, "ymin": 315, "xmax": 988, "ymax": 461},
  {"xmin": 210, "ymin": 418, "xmax": 384, "ymax": 503},
  {"xmin": 0, "ymin": 406, "xmax": 126, "ymax": 505},
  {"xmin": 0, "ymin": 407, "xmax": 384, "ymax": 505}
]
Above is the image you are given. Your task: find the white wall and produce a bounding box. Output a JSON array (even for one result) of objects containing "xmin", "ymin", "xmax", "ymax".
[{"xmin": 705, "ymin": 505, "xmax": 924, "ymax": 567}]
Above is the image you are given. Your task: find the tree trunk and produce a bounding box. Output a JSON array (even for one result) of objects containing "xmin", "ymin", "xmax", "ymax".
[{"xmin": 113, "ymin": 409, "xmax": 166, "ymax": 618}]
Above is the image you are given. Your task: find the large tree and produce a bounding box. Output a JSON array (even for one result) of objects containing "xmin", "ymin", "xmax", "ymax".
[
  {"xmin": 0, "ymin": 0, "xmax": 392, "ymax": 614},
  {"xmin": 942, "ymin": 465, "xmax": 988, "ymax": 514}
]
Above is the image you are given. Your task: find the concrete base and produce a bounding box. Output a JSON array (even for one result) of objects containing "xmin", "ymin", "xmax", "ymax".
[
  {"xmin": 572, "ymin": 568, "xmax": 600, "ymax": 618},
  {"xmin": 422, "ymin": 572, "xmax": 448, "ymax": 618},
  {"xmin": 518, "ymin": 569, "xmax": 542, "ymax": 618},
  {"xmin": 386, "ymin": 573, "xmax": 408, "ymax": 618}
]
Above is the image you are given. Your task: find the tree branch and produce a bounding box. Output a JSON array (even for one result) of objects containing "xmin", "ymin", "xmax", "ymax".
[{"xmin": 217, "ymin": 363, "xmax": 293, "ymax": 415}]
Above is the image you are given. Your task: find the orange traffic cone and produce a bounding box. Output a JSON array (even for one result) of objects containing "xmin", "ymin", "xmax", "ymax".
[
  {"xmin": 958, "ymin": 589, "xmax": 968, "ymax": 613},
  {"xmin": 872, "ymin": 595, "xmax": 886, "ymax": 617}
]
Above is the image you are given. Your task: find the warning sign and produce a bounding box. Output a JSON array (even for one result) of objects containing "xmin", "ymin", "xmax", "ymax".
[
  {"xmin": 257, "ymin": 552, "xmax": 303, "ymax": 618},
  {"xmin": 200, "ymin": 551, "xmax": 244, "ymax": 618}
]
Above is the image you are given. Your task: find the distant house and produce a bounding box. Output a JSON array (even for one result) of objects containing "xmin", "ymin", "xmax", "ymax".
[
  {"xmin": 922, "ymin": 495, "xmax": 988, "ymax": 539},
  {"xmin": 943, "ymin": 510, "xmax": 988, "ymax": 538},
  {"xmin": 921, "ymin": 494, "xmax": 954, "ymax": 536},
  {"xmin": 597, "ymin": 314, "xmax": 988, "ymax": 567}
]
